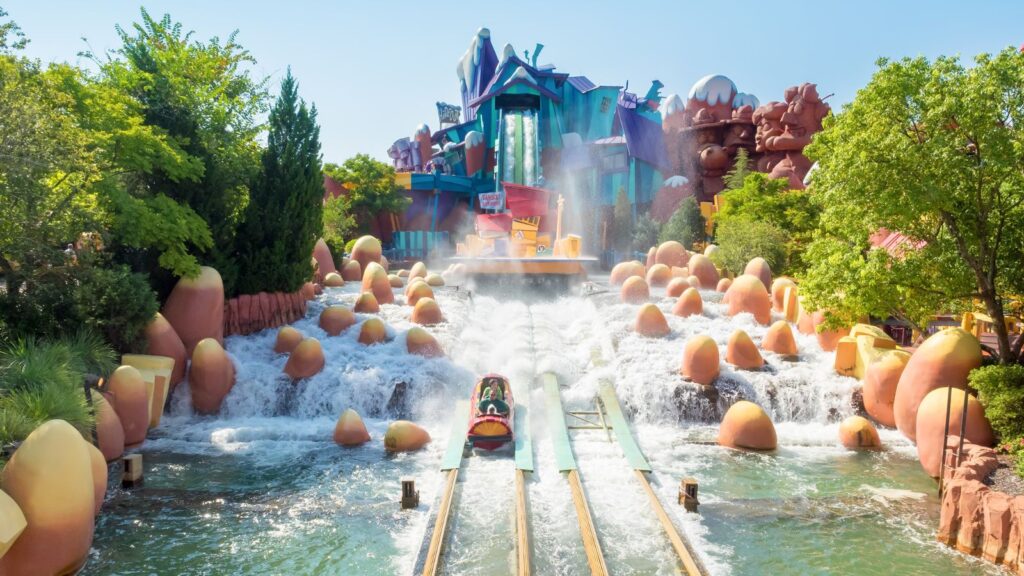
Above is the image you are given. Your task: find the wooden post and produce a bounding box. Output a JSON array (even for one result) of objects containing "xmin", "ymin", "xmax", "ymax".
[
  {"xmin": 122, "ymin": 454, "xmax": 143, "ymax": 488},
  {"xmin": 401, "ymin": 476, "xmax": 419, "ymax": 509},
  {"xmin": 678, "ymin": 478, "xmax": 699, "ymax": 512},
  {"xmin": 556, "ymin": 194, "xmax": 565, "ymax": 245}
]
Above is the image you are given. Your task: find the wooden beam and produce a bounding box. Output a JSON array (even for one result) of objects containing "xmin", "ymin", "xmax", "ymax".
[
  {"xmin": 567, "ymin": 469, "xmax": 608, "ymax": 576},
  {"xmin": 516, "ymin": 469, "xmax": 531, "ymax": 576},
  {"xmin": 421, "ymin": 468, "xmax": 458, "ymax": 576},
  {"xmin": 635, "ymin": 470, "xmax": 707, "ymax": 576}
]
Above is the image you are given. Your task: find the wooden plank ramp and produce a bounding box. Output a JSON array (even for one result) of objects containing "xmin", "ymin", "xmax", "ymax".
[
  {"xmin": 541, "ymin": 373, "xmax": 608, "ymax": 576},
  {"xmin": 412, "ymin": 400, "xmax": 468, "ymax": 576},
  {"xmin": 511, "ymin": 378, "xmax": 533, "ymax": 576},
  {"xmin": 598, "ymin": 383, "xmax": 709, "ymax": 576}
]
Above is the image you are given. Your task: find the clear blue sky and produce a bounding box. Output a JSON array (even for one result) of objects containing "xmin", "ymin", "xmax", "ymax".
[{"xmin": 5, "ymin": 1, "xmax": 1023, "ymax": 163}]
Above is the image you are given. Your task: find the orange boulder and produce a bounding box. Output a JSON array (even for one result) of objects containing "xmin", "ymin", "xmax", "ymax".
[
  {"xmin": 686, "ymin": 275, "xmax": 702, "ymax": 290},
  {"xmin": 744, "ymin": 257, "xmax": 773, "ymax": 291},
  {"xmin": 610, "ymin": 261, "xmax": 645, "ymax": 285},
  {"xmin": 384, "ymin": 420, "xmax": 432, "ymax": 452},
  {"xmin": 312, "ymin": 238, "xmax": 337, "ymax": 276},
  {"xmin": 656, "ymin": 241, "xmax": 690, "ymax": 268},
  {"xmin": 680, "ymin": 335, "xmax": 720, "ymax": 386},
  {"xmin": 863, "ymin": 353, "xmax": 909, "ymax": 428},
  {"xmin": 724, "ymin": 274, "xmax": 772, "ymax": 325},
  {"xmin": 726, "ymin": 330, "xmax": 763, "ymax": 370},
  {"xmin": 411, "ymin": 297, "xmax": 444, "ymax": 325},
  {"xmin": 666, "ymin": 277, "xmax": 690, "ymax": 298},
  {"xmin": 635, "ymin": 304, "xmax": 670, "ymax": 337},
  {"xmin": 687, "ymin": 254, "xmax": 719, "ymax": 290},
  {"xmin": 770, "ymin": 278, "xmax": 797, "ymax": 313},
  {"xmin": 358, "ymin": 317, "xmax": 388, "ymax": 345},
  {"xmin": 85, "ymin": 442, "xmax": 107, "ymax": 515},
  {"xmin": 409, "ymin": 262, "xmax": 428, "ymax": 281},
  {"xmin": 893, "ymin": 328, "xmax": 982, "ymax": 442},
  {"xmin": 425, "ymin": 273, "xmax": 445, "ymax": 287},
  {"xmin": 143, "ymin": 313, "xmax": 187, "ymax": 387},
  {"xmin": 161, "ymin": 266, "xmax": 224, "ymax": 355},
  {"xmin": 388, "ymin": 274, "xmax": 404, "ymax": 288},
  {"xmin": 341, "ymin": 259, "xmax": 362, "ymax": 282},
  {"xmin": 333, "ymin": 409, "xmax": 371, "ymax": 446},
  {"xmin": 718, "ymin": 401, "xmax": 777, "ymax": 450},
  {"xmin": 406, "ymin": 326, "xmax": 444, "ymax": 358},
  {"xmin": 646, "ymin": 264, "xmax": 672, "ymax": 287},
  {"xmin": 354, "ymin": 292, "xmax": 380, "ymax": 314},
  {"xmin": 323, "ymin": 272, "xmax": 345, "ymax": 288},
  {"xmin": 0, "ymin": 420, "xmax": 95, "ymax": 576},
  {"xmin": 672, "ymin": 287, "xmax": 703, "ymax": 318},
  {"xmin": 284, "ymin": 338, "xmax": 325, "ymax": 380},
  {"xmin": 274, "ymin": 326, "xmax": 304, "ymax": 354},
  {"xmin": 839, "ymin": 416, "xmax": 882, "ymax": 449},
  {"xmin": 621, "ymin": 276, "xmax": 650, "ymax": 304},
  {"xmin": 716, "ymin": 278, "xmax": 732, "ymax": 293},
  {"xmin": 320, "ymin": 306, "xmax": 356, "ymax": 336},
  {"xmin": 188, "ymin": 338, "xmax": 236, "ymax": 415},
  {"xmin": 106, "ymin": 365, "xmax": 149, "ymax": 447},
  {"xmin": 916, "ymin": 387, "xmax": 994, "ymax": 477},
  {"xmin": 361, "ymin": 262, "xmax": 395, "ymax": 304},
  {"xmin": 351, "ymin": 235, "xmax": 383, "ymax": 273},
  {"xmin": 93, "ymin": 394, "xmax": 124, "ymax": 462},
  {"xmin": 762, "ymin": 321, "xmax": 798, "ymax": 357},
  {"xmin": 646, "ymin": 246, "xmax": 657, "ymax": 268},
  {"xmin": 407, "ymin": 281, "xmax": 435, "ymax": 307}
]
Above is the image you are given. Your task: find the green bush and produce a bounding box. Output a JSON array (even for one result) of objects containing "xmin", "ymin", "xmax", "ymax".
[
  {"xmin": 632, "ymin": 213, "xmax": 661, "ymax": 253},
  {"xmin": 344, "ymin": 238, "xmax": 358, "ymax": 255},
  {"xmin": 711, "ymin": 218, "xmax": 788, "ymax": 275},
  {"xmin": 971, "ymin": 364, "xmax": 1024, "ymax": 441},
  {"xmin": 659, "ymin": 197, "xmax": 704, "ymax": 249},
  {"xmin": 72, "ymin": 265, "xmax": 159, "ymax": 352}
]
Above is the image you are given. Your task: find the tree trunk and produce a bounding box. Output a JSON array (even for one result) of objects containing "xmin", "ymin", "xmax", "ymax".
[{"xmin": 982, "ymin": 289, "xmax": 1014, "ymax": 364}]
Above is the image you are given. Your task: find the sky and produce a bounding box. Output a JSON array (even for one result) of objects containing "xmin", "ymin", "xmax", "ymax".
[{"xmin": 5, "ymin": 1, "xmax": 1024, "ymax": 163}]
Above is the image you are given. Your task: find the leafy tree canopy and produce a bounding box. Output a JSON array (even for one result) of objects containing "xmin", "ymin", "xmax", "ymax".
[
  {"xmin": 659, "ymin": 196, "xmax": 704, "ymax": 249},
  {"xmin": 802, "ymin": 47, "xmax": 1024, "ymax": 362},
  {"xmin": 323, "ymin": 154, "xmax": 408, "ymax": 236}
]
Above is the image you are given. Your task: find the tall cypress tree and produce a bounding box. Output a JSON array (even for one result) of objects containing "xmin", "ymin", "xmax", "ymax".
[{"xmin": 235, "ymin": 69, "xmax": 323, "ymax": 295}]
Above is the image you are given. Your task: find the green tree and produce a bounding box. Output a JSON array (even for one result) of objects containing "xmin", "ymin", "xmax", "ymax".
[
  {"xmin": 716, "ymin": 173, "xmax": 819, "ymax": 274},
  {"xmin": 723, "ymin": 148, "xmax": 752, "ymax": 191},
  {"xmin": 711, "ymin": 218, "xmax": 788, "ymax": 275},
  {"xmin": 323, "ymin": 193, "xmax": 356, "ymax": 257},
  {"xmin": 94, "ymin": 9, "xmax": 268, "ymax": 295},
  {"xmin": 235, "ymin": 70, "xmax": 323, "ymax": 296},
  {"xmin": 323, "ymin": 154, "xmax": 408, "ymax": 236},
  {"xmin": 659, "ymin": 197, "xmax": 704, "ymax": 249},
  {"xmin": 611, "ymin": 188, "xmax": 632, "ymax": 252},
  {"xmin": 802, "ymin": 48, "xmax": 1024, "ymax": 362},
  {"xmin": 632, "ymin": 213, "xmax": 661, "ymax": 252}
]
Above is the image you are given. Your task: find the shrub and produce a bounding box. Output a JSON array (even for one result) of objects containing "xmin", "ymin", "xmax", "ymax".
[
  {"xmin": 711, "ymin": 218, "xmax": 788, "ymax": 275},
  {"xmin": 344, "ymin": 238, "xmax": 358, "ymax": 255},
  {"xmin": 73, "ymin": 266, "xmax": 159, "ymax": 352},
  {"xmin": 659, "ymin": 197, "xmax": 704, "ymax": 249},
  {"xmin": 971, "ymin": 364, "xmax": 1024, "ymax": 441},
  {"xmin": 632, "ymin": 213, "xmax": 661, "ymax": 252}
]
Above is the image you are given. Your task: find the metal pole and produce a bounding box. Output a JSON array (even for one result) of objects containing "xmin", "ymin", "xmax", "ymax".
[
  {"xmin": 955, "ymin": 386, "xmax": 970, "ymax": 469},
  {"xmin": 938, "ymin": 384, "xmax": 954, "ymax": 496}
]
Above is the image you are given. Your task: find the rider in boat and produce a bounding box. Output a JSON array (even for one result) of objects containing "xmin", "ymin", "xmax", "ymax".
[{"xmin": 477, "ymin": 379, "xmax": 509, "ymax": 416}]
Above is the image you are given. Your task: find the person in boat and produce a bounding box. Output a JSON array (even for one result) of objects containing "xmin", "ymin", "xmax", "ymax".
[{"xmin": 477, "ymin": 383, "xmax": 509, "ymax": 416}]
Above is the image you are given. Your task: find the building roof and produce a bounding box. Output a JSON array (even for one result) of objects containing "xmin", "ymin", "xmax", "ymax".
[
  {"xmin": 470, "ymin": 54, "xmax": 567, "ymax": 108},
  {"xmin": 567, "ymin": 76, "xmax": 597, "ymax": 93},
  {"xmin": 616, "ymin": 102, "xmax": 671, "ymax": 171}
]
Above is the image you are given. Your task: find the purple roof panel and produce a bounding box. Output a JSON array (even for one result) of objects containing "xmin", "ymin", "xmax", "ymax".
[
  {"xmin": 617, "ymin": 103, "xmax": 670, "ymax": 171},
  {"xmin": 567, "ymin": 76, "xmax": 597, "ymax": 93}
]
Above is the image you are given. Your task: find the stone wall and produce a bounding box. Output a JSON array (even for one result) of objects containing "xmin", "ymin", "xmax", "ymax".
[
  {"xmin": 938, "ymin": 436, "xmax": 1022, "ymax": 572},
  {"xmin": 224, "ymin": 291, "xmax": 308, "ymax": 337}
]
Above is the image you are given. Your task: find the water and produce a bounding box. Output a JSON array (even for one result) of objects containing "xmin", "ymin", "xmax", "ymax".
[{"xmin": 85, "ymin": 279, "xmax": 999, "ymax": 575}]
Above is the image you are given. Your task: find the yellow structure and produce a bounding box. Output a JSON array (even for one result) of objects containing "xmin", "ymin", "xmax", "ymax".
[
  {"xmin": 121, "ymin": 354, "xmax": 175, "ymax": 428},
  {"xmin": 833, "ymin": 324, "xmax": 910, "ymax": 380}
]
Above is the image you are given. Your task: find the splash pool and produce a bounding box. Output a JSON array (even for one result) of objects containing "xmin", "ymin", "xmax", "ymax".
[{"xmin": 84, "ymin": 281, "xmax": 999, "ymax": 575}]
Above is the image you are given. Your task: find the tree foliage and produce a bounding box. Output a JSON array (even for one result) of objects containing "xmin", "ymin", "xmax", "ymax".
[
  {"xmin": 323, "ymin": 193, "xmax": 356, "ymax": 257},
  {"xmin": 659, "ymin": 196, "xmax": 704, "ymax": 249},
  {"xmin": 716, "ymin": 173, "xmax": 819, "ymax": 274},
  {"xmin": 711, "ymin": 218, "xmax": 788, "ymax": 275},
  {"xmin": 723, "ymin": 148, "xmax": 752, "ymax": 191},
  {"xmin": 802, "ymin": 48, "xmax": 1024, "ymax": 362},
  {"xmin": 611, "ymin": 188, "xmax": 632, "ymax": 252},
  {"xmin": 323, "ymin": 154, "xmax": 407, "ymax": 236},
  {"xmin": 235, "ymin": 70, "xmax": 323, "ymax": 296}
]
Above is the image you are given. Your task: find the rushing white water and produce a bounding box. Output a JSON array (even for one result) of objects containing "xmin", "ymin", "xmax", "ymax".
[{"xmin": 86, "ymin": 277, "xmax": 999, "ymax": 575}]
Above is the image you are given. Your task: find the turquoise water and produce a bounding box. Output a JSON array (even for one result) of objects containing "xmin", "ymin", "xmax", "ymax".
[{"xmin": 83, "ymin": 283, "xmax": 1002, "ymax": 575}]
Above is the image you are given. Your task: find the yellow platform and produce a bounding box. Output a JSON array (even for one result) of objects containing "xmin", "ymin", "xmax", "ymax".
[
  {"xmin": 450, "ymin": 256, "xmax": 594, "ymax": 276},
  {"xmin": 121, "ymin": 354, "xmax": 175, "ymax": 428}
]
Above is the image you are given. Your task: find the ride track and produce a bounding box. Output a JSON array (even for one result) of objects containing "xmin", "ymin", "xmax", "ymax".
[{"xmin": 412, "ymin": 306, "xmax": 707, "ymax": 576}]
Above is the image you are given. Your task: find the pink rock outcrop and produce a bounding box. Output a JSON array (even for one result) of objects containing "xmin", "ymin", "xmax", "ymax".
[{"xmin": 162, "ymin": 266, "xmax": 225, "ymax": 355}]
